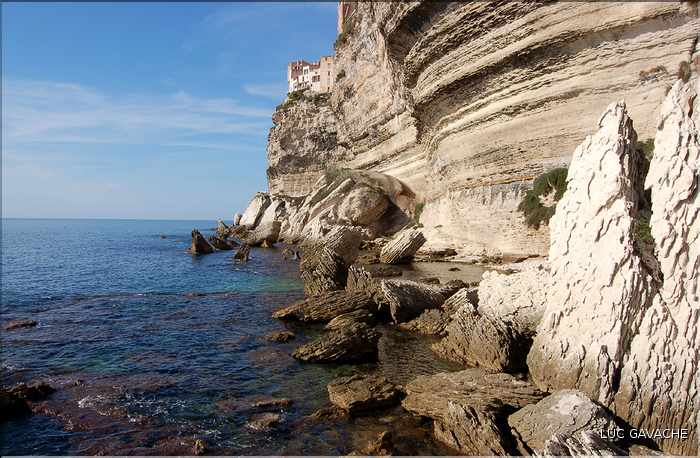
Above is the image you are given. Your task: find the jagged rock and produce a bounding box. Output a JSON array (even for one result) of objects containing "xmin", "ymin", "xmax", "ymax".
[
  {"xmin": 346, "ymin": 263, "xmax": 402, "ymax": 302},
  {"xmin": 233, "ymin": 243, "xmax": 251, "ymax": 262},
  {"xmin": 233, "ymin": 213, "xmax": 242, "ymax": 226},
  {"xmin": 299, "ymin": 225, "xmax": 364, "ymax": 296},
  {"xmin": 432, "ymin": 302, "xmax": 527, "ymax": 372},
  {"xmin": 398, "ymin": 309, "xmax": 451, "ymax": 336},
  {"xmin": 216, "ymin": 219, "xmax": 230, "ymax": 237},
  {"xmin": 208, "ymin": 235, "xmax": 236, "ymax": 251},
  {"xmin": 8, "ymin": 381, "xmax": 55, "ymax": 402},
  {"xmin": 527, "ymin": 101, "xmax": 652, "ymax": 404},
  {"xmin": 379, "ymin": 228, "xmax": 426, "ymax": 264},
  {"xmin": 265, "ymin": 330, "xmax": 295, "ymax": 343},
  {"xmin": 612, "ymin": 77, "xmax": 699, "ymax": 455},
  {"xmin": 540, "ymin": 430, "xmax": 627, "ymax": 457},
  {"xmin": 273, "ymin": 290, "xmax": 372, "ymax": 322},
  {"xmin": 244, "ymin": 221, "xmax": 281, "ymax": 247},
  {"xmin": 239, "ymin": 192, "xmax": 272, "ymax": 228},
  {"xmin": 478, "ymin": 263, "xmax": 550, "ymax": 338},
  {"xmin": 245, "ymin": 412, "xmax": 281, "ymax": 431},
  {"xmin": 4, "ymin": 319, "xmax": 38, "ymax": 331},
  {"xmin": 292, "ymin": 322, "xmax": 380, "ymax": 363},
  {"xmin": 327, "ymin": 374, "xmax": 402, "ymax": 415},
  {"xmin": 401, "ymin": 369, "xmax": 545, "ymax": 455},
  {"xmin": 508, "ymin": 390, "xmax": 619, "ymax": 455},
  {"xmin": 441, "ymin": 287, "xmax": 478, "ymax": 315},
  {"xmin": 325, "ymin": 309, "xmax": 375, "ymax": 331},
  {"xmin": 190, "ymin": 229, "xmax": 214, "ymax": 254},
  {"xmin": 379, "ymin": 279, "xmax": 445, "ymax": 323}
]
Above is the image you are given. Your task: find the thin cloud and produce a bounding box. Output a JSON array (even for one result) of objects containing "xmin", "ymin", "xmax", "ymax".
[
  {"xmin": 2, "ymin": 78, "xmax": 273, "ymax": 146},
  {"xmin": 243, "ymin": 83, "xmax": 287, "ymax": 99}
]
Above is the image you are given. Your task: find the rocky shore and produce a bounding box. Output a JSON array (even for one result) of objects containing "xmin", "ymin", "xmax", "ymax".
[{"xmin": 193, "ymin": 74, "xmax": 697, "ymax": 456}]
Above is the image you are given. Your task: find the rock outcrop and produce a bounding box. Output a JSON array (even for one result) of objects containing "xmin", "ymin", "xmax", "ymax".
[
  {"xmin": 612, "ymin": 76, "xmax": 699, "ymax": 455},
  {"xmin": 327, "ymin": 374, "xmax": 402, "ymax": 415},
  {"xmin": 324, "ymin": 309, "xmax": 375, "ymax": 331},
  {"xmin": 527, "ymin": 101, "xmax": 651, "ymax": 404},
  {"xmin": 432, "ymin": 302, "xmax": 528, "ymax": 373},
  {"xmin": 477, "ymin": 263, "xmax": 550, "ymax": 338},
  {"xmin": 541, "ymin": 430, "xmax": 627, "ymax": 457},
  {"xmin": 401, "ymin": 369, "xmax": 545, "ymax": 455},
  {"xmin": 379, "ymin": 279, "xmax": 445, "ymax": 323},
  {"xmin": 527, "ymin": 78, "xmax": 699, "ymax": 455},
  {"xmin": 272, "ymin": 290, "xmax": 372, "ymax": 322},
  {"xmin": 190, "ymin": 229, "xmax": 214, "ymax": 254},
  {"xmin": 508, "ymin": 389, "xmax": 619, "ymax": 455},
  {"xmin": 292, "ymin": 322, "xmax": 380, "ymax": 363},
  {"xmin": 239, "ymin": 192, "xmax": 271, "ymax": 227}
]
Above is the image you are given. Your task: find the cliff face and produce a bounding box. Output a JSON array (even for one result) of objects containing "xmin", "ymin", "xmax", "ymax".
[{"xmin": 267, "ymin": 1, "xmax": 699, "ymax": 256}]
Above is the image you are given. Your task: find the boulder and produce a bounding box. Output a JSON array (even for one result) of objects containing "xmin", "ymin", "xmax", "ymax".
[
  {"xmin": 346, "ymin": 264, "xmax": 402, "ymax": 304},
  {"xmin": 401, "ymin": 369, "xmax": 545, "ymax": 455},
  {"xmin": 379, "ymin": 279, "xmax": 445, "ymax": 323},
  {"xmin": 527, "ymin": 101, "xmax": 653, "ymax": 405},
  {"xmin": 239, "ymin": 192, "xmax": 271, "ymax": 227},
  {"xmin": 398, "ymin": 309, "xmax": 451, "ymax": 336},
  {"xmin": 299, "ymin": 225, "xmax": 364, "ymax": 296},
  {"xmin": 292, "ymin": 322, "xmax": 380, "ymax": 363},
  {"xmin": 432, "ymin": 302, "xmax": 528, "ymax": 372},
  {"xmin": 325, "ymin": 309, "xmax": 375, "ymax": 331},
  {"xmin": 4, "ymin": 319, "xmax": 38, "ymax": 331},
  {"xmin": 244, "ymin": 221, "xmax": 281, "ymax": 246},
  {"xmin": 337, "ymin": 185, "xmax": 391, "ymax": 228},
  {"xmin": 273, "ymin": 290, "xmax": 373, "ymax": 322},
  {"xmin": 508, "ymin": 389, "xmax": 619, "ymax": 455},
  {"xmin": 379, "ymin": 228, "xmax": 426, "ymax": 264},
  {"xmin": 190, "ymin": 229, "xmax": 214, "ymax": 254},
  {"xmin": 327, "ymin": 374, "xmax": 402, "ymax": 415},
  {"xmin": 441, "ymin": 287, "xmax": 478, "ymax": 315},
  {"xmin": 478, "ymin": 263, "xmax": 549, "ymax": 338},
  {"xmin": 541, "ymin": 430, "xmax": 627, "ymax": 456}
]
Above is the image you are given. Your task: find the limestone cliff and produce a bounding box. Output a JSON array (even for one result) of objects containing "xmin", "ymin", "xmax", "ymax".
[{"xmin": 266, "ymin": 1, "xmax": 699, "ymax": 256}]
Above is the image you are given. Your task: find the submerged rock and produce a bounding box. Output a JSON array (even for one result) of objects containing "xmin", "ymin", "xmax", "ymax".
[
  {"xmin": 508, "ymin": 389, "xmax": 619, "ymax": 455},
  {"xmin": 292, "ymin": 322, "xmax": 380, "ymax": 363},
  {"xmin": 273, "ymin": 290, "xmax": 373, "ymax": 322},
  {"xmin": 265, "ymin": 330, "xmax": 296, "ymax": 343},
  {"xmin": 401, "ymin": 369, "xmax": 544, "ymax": 455},
  {"xmin": 4, "ymin": 319, "xmax": 38, "ymax": 331},
  {"xmin": 379, "ymin": 228, "xmax": 426, "ymax": 264},
  {"xmin": 190, "ymin": 229, "xmax": 214, "ymax": 254},
  {"xmin": 233, "ymin": 243, "xmax": 251, "ymax": 262},
  {"xmin": 327, "ymin": 374, "xmax": 402, "ymax": 415},
  {"xmin": 0, "ymin": 389, "xmax": 30, "ymax": 420},
  {"xmin": 245, "ymin": 412, "xmax": 281, "ymax": 431}
]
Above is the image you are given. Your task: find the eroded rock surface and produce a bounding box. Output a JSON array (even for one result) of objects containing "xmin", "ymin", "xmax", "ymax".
[
  {"xmin": 379, "ymin": 228, "xmax": 426, "ymax": 264},
  {"xmin": 273, "ymin": 290, "xmax": 372, "ymax": 323},
  {"xmin": 190, "ymin": 229, "xmax": 214, "ymax": 255},
  {"xmin": 401, "ymin": 369, "xmax": 545, "ymax": 455},
  {"xmin": 292, "ymin": 322, "xmax": 380, "ymax": 363},
  {"xmin": 379, "ymin": 279, "xmax": 445, "ymax": 323},
  {"xmin": 327, "ymin": 374, "xmax": 402, "ymax": 415},
  {"xmin": 528, "ymin": 101, "xmax": 652, "ymax": 404},
  {"xmin": 508, "ymin": 389, "xmax": 619, "ymax": 455}
]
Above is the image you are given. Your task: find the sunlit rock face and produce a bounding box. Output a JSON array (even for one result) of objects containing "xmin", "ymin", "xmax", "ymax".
[{"xmin": 269, "ymin": 1, "xmax": 698, "ymax": 256}]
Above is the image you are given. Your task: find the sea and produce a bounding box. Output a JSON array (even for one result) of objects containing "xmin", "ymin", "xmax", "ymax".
[{"xmin": 0, "ymin": 218, "xmax": 468, "ymax": 455}]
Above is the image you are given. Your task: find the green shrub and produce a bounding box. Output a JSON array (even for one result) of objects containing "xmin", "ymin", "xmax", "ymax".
[
  {"xmin": 334, "ymin": 32, "xmax": 347, "ymax": 49},
  {"xmin": 414, "ymin": 202, "xmax": 425, "ymax": 223},
  {"xmin": 518, "ymin": 168, "xmax": 568, "ymax": 229},
  {"xmin": 633, "ymin": 213, "xmax": 654, "ymax": 245}
]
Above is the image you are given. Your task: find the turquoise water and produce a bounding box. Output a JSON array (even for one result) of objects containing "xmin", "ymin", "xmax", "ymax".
[{"xmin": 0, "ymin": 219, "xmax": 455, "ymax": 455}]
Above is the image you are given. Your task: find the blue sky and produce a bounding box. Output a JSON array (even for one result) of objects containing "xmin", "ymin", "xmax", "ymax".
[{"xmin": 2, "ymin": 2, "xmax": 337, "ymax": 219}]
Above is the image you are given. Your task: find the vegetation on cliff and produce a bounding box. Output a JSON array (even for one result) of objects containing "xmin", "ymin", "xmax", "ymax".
[{"xmin": 517, "ymin": 168, "xmax": 568, "ymax": 229}]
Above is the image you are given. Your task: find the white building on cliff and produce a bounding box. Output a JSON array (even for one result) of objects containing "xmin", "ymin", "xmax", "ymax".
[{"xmin": 287, "ymin": 56, "xmax": 335, "ymax": 94}]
